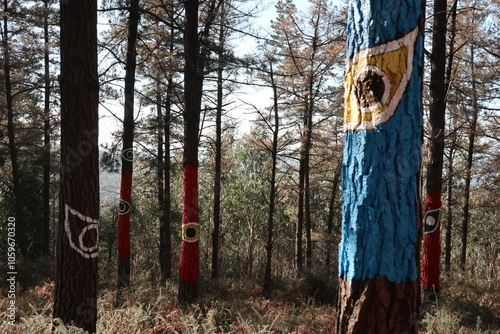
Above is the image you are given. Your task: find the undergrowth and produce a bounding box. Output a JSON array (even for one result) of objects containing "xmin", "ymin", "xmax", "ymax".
[{"xmin": 1, "ymin": 273, "xmax": 498, "ymax": 333}]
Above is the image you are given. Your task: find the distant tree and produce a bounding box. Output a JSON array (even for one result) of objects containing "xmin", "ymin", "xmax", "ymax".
[
  {"xmin": 336, "ymin": 0, "xmax": 424, "ymax": 332},
  {"xmin": 53, "ymin": 0, "xmax": 99, "ymax": 332}
]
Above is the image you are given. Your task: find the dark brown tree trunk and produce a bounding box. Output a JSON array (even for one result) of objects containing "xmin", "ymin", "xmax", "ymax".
[
  {"xmin": 444, "ymin": 0, "xmax": 458, "ymax": 272},
  {"xmin": 53, "ymin": 0, "xmax": 99, "ymax": 332},
  {"xmin": 42, "ymin": 0, "xmax": 51, "ymax": 256},
  {"xmin": 421, "ymin": 0, "xmax": 447, "ymax": 296},
  {"xmin": 159, "ymin": 12, "xmax": 175, "ymax": 284},
  {"xmin": 2, "ymin": 0, "xmax": 27, "ymax": 257},
  {"xmin": 211, "ymin": 7, "xmax": 225, "ymax": 279},
  {"xmin": 325, "ymin": 162, "xmax": 341, "ymax": 274},
  {"xmin": 117, "ymin": 0, "xmax": 140, "ymax": 294},
  {"xmin": 263, "ymin": 60, "xmax": 279, "ymax": 295},
  {"xmin": 460, "ymin": 41, "xmax": 479, "ymax": 273}
]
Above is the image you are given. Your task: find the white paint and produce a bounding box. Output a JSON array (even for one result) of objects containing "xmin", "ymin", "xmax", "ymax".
[{"xmin": 64, "ymin": 204, "xmax": 99, "ymax": 259}]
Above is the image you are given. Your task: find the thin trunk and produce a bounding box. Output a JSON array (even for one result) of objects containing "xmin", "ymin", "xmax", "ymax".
[
  {"xmin": 178, "ymin": 0, "xmax": 202, "ymax": 302},
  {"xmin": 117, "ymin": 0, "xmax": 140, "ymax": 293},
  {"xmin": 421, "ymin": 0, "xmax": 447, "ymax": 294},
  {"xmin": 325, "ymin": 162, "xmax": 341, "ymax": 273},
  {"xmin": 263, "ymin": 61, "xmax": 279, "ymax": 295},
  {"xmin": 2, "ymin": 0, "xmax": 27, "ymax": 256},
  {"xmin": 159, "ymin": 11, "xmax": 175, "ymax": 283},
  {"xmin": 42, "ymin": 0, "xmax": 51, "ymax": 256},
  {"xmin": 211, "ymin": 7, "xmax": 224, "ymax": 279},
  {"xmin": 53, "ymin": 0, "xmax": 99, "ymax": 331},
  {"xmin": 444, "ymin": 0, "xmax": 458, "ymax": 272},
  {"xmin": 460, "ymin": 41, "xmax": 478, "ymax": 273}
]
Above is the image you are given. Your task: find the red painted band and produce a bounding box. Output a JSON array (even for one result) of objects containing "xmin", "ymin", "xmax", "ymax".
[
  {"xmin": 421, "ymin": 189, "xmax": 441, "ymax": 288},
  {"xmin": 118, "ymin": 170, "xmax": 132, "ymax": 258},
  {"xmin": 179, "ymin": 164, "xmax": 199, "ymax": 283}
]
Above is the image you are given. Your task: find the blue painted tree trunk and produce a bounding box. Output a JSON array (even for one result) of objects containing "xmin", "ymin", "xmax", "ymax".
[{"xmin": 337, "ymin": 1, "xmax": 424, "ymax": 332}]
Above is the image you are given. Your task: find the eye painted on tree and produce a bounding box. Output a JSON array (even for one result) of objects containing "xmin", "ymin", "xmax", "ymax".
[
  {"xmin": 118, "ymin": 199, "xmax": 130, "ymax": 215},
  {"xmin": 424, "ymin": 208, "xmax": 440, "ymax": 234},
  {"xmin": 182, "ymin": 222, "xmax": 199, "ymax": 243},
  {"xmin": 344, "ymin": 27, "xmax": 419, "ymax": 131}
]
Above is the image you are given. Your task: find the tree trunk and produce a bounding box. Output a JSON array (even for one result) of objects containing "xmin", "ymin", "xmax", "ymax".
[
  {"xmin": 444, "ymin": 0, "xmax": 458, "ymax": 273},
  {"xmin": 325, "ymin": 162, "xmax": 341, "ymax": 274},
  {"xmin": 178, "ymin": 0, "xmax": 201, "ymax": 302},
  {"xmin": 117, "ymin": 0, "xmax": 140, "ymax": 294},
  {"xmin": 211, "ymin": 7, "xmax": 225, "ymax": 279},
  {"xmin": 42, "ymin": 0, "xmax": 51, "ymax": 256},
  {"xmin": 421, "ymin": 0, "xmax": 448, "ymax": 295},
  {"xmin": 460, "ymin": 41, "xmax": 479, "ymax": 273},
  {"xmin": 263, "ymin": 60, "xmax": 279, "ymax": 295},
  {"xmin": 2, "ymin": 0, "xmax": 27, "ymax": 257},
  {"xmin": 337, "ymin": 0, "xmax": 424, "ymax": 332},
  {"xmin": 53, "ymin": 0, "xmax": 99, "ymax": 332},
  {"xmin": 159, "ymin": 12, "xmax": 175, "ymax": 284}
]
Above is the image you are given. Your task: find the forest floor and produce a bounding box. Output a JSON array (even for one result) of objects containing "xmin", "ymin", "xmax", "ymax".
[{"xmin": 1, "ymin": 270, "xmax": 499, "ymax": 333}]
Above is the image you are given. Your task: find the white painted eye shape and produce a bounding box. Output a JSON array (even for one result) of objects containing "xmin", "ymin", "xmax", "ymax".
[{"xmin": 64, "ymin": 204, "xmax": 99, "ymax": 259}]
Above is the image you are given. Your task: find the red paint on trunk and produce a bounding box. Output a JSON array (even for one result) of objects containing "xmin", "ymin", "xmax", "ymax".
[
  {"xmin": 179, "ymin": 164, "xmax": 199, "ymax": 283},
  {"xmin": 118, "ymin": 170, "xmax": 132, "ymax": 258},
  {"xmin": 421, "ymin": 189, "xmax": 441, "ymax": 289}
]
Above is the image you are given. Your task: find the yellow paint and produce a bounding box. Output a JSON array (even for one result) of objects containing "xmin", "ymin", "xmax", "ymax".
[
  {"xmin": 182, "ymin": 222, "xmax": 199, "ymax": 243},
  {"xmin": 343, "ymin": 28, "xmax": 418, "ymax": 131}
]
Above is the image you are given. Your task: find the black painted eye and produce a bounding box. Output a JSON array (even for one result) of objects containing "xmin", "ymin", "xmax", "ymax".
[
  {"xmin": 186, "ymin": 227, "xmax": 196, "ymax": 238},
  {"xmin": 118, "ymin": 199, "xmax": 131, "ymax": 215},
  {"xmin": 182, "ymin": 223, "xmax": 199, "ymax": 242},
  {"xmin": 352, "ymin": 65, "xmax": 391, "ymax": 114}
]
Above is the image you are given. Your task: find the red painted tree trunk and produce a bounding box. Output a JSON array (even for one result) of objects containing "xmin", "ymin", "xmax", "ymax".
[
  {"xmin": 178, "ymin": 0, "xmax": 201, "ymax": 302},
  {"xmin": 117, "ymin": 0, "xmax": 139, "ymax": 292},
  {"xmin": 421, "ymin": 0, "xmax": 448, "ymax": 295}
]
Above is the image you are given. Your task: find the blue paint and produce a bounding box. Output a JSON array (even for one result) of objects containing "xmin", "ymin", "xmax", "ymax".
[
  {"xmin": 339, "ymin": 0, "xmax": 423, "ymax": 283},
  {"xmin": 346, "ymin": 0, "xmax": 423, "ymax": 60}
]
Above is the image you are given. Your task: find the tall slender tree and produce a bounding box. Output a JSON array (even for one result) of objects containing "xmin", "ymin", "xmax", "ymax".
[
  {"xmin": 178, "ymin": 0, "xmax": 202, "ymax": 301},
  {"xmin": 336, "ymin": 0, "xmax": 424, "ymax": 332},
  {"xmin": 2, "ymin": 0, "xmax": 27, "ymax": 256},
  {"xmin": 116, "ymin": 0, "xmax": 140, "ymax": 294},
  {"xmin": 53, "ymin": 0, "xmax": 99, "ymax": 332},
  {"xmin": 421, "ymin": 0, "xmax": 448, "ymax": 296}
]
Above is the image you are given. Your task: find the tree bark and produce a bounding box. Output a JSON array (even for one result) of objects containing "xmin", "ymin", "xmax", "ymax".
[
  {"xmin": 2, "ymin": 0, "xmax": 27, "ymax": 257},
  {"xmin": 117, "ymin": 0, "xmax": 140, "ymax": 294},
  {"xmin": 325, "ymin": 162, "xmax": 341, "ymax": 274},
  {"xmin": 337, "ymin": 0, "xmax": 424, "ymax": 332},
  {"xmin": 421, "ymin": 0, "xmax": 448, "ymax": 295},
  {"xmin": 460, "ymin": 41, "xmax": 479, "ymax": 273},
  {"xmin": 444, "ymin": 0, "xmax": 458, "ymax": 273},
  {"xmin": 178, "ymin": 0, "xmax": 201, "ymax": 302},
  {"xmin": 53, "ymin": 0, "xmax": 99, "ymax": 332},
  {"xmin": 211, "ymin": 5, "xmax": 225, "ymax": 279},
  {"xmin": 263, "ymin": 60, "xmax": 279, "ymax": 295},
  {"xmin": 42, "ymin": 0, "xmax": 51, "ymax": 256}
]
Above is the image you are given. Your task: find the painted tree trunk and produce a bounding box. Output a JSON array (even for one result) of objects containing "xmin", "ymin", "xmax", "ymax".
[
  {"xmin": 117, "ymin": 0, "xmax": 139, "ymax": 292},
  {"xmin": 178, "ymin": 0, "xmax": 201, "ymax": 302},
  {"xmin": 53, "ymin": 0, "xmax": 99, "ymax": 332},
  {"xmin": 421, "ymin": 0, "xmax": 448, "ymax": 296},
  {"xmin": 337, "ymin": 1, "xmax": 424, "ymax": 332}
]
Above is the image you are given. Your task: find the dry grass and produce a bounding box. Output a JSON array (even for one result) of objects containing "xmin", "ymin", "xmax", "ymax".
[{"xmin": 1, "ymin": 274, "xmax": 498, "ymax": 334}]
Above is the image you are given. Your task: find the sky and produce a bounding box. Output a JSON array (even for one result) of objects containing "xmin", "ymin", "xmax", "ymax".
[{"xmin": 98, "ymin": 0, "xmax": 345, "ymax": 145}]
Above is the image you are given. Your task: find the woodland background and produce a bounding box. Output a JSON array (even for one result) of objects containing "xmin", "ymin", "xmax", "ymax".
[{"xmin": 0, "ymin": 0, "xmax": 499, "ymax": 332}]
